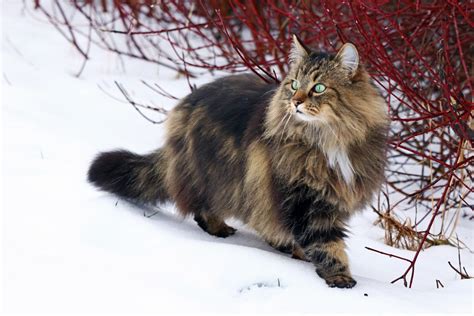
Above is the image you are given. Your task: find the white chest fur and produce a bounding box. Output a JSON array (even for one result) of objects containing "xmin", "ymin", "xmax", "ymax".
[{"xmin": 325, "ymin": 147, "xmax": 354, "ymax": 184}]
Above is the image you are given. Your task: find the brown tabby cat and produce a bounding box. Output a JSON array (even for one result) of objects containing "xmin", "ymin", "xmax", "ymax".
[{"xmin": 88, "ymin": 36, "xmax": 389, "ymax": 288}]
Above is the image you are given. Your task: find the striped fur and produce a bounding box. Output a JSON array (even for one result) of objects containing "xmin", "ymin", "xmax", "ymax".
[{"xmin": 88, "ymin": 40, "xmax": 389, "ymax": 288}]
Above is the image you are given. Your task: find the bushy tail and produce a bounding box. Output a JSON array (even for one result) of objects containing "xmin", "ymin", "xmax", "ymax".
[{"xmin": 87, "ymin": 149, "xmax": 169, "ymax": 205}]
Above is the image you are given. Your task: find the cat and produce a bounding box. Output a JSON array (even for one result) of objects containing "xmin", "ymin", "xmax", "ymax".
[{"xmin": 88, "ymin": 35, "xmax": 389, "ymax": 289}]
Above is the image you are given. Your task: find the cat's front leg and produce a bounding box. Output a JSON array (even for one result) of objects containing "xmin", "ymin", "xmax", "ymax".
[
  {"xmin": 279, "ymin": 183, "xmax": 356, "ymax": 288},
  {"xmin": 294, "ymin": 228, "xmax": 356, "ymax": 288},
  {"xmin": 306, "ymin": 240, "xmax": 356, "ymax": 288}
]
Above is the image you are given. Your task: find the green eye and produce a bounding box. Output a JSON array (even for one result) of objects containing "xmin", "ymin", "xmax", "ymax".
[
  {"xmin": 290, "ymin": 79, "xmax": 300, "ymax": 91},
  {"xmin": 314, "ymin": 83, "xmax": 326, "ymax": 93}
]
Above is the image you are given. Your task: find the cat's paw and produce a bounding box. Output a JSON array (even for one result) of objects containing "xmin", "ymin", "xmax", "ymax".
[
  {"xmin": 194, "ymin": 214, "xmax": 236, "ymax": 238},
  {"xmin": 214, "ymin": 225, "xmax": 236, "ymax": 238},
  {"xmin": 324, "ymin": 275, "xmax": 357, "ymax": 289}
]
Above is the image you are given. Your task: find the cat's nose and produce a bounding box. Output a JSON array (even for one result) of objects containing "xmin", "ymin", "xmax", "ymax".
[
  {"xmin": 292, "ymin": 90, "xmax": 306, "ymax": 107},
  {"xmin": 291, "ymin": 99, "xmax": 304, "ymax": 110},
  {"xmin": 292, "ymin": 99, "xmax": 303, "ymax": 106}
]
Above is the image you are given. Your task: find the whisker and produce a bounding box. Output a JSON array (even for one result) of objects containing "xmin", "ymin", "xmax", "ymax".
[
  {"xmin": 279, "ymin": 112, "xmax": 293, "ymax": 145},
  {"xmin": 274, "ymin": 111, "xmax": 289, "ymax": 133}
]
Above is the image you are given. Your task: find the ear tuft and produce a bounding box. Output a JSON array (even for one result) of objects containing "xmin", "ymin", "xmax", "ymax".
[
  {"xmin": 289, "ymin": 34, "xmax": 310, "ymax": 64},
  {"xmin": 336, "ymin": 43, "xmax": 359, "ymax": 76}
]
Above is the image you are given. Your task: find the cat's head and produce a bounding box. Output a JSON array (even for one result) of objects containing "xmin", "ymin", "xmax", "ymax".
[{"xmin": 265, "ymin": 35, "xmax": 388, "ymax": 147}]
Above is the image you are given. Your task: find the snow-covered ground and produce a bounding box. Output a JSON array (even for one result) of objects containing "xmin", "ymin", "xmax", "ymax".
[{"xmin": 2, "ymin": 1, "xmax": 473, "ymax": 314}]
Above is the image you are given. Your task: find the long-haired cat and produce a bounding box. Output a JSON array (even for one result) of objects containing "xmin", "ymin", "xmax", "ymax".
[{"xmin": 88, "ymin": 36, "xmax": 389, "ymax": 288}]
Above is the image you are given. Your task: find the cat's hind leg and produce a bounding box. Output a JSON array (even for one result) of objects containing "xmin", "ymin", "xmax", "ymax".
[{"xmin": 194, "ymin": 213, "xmax": 236, "ymax": 238}]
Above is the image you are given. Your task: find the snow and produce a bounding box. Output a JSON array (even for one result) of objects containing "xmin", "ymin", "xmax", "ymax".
[{"xmin": 2, "ymin": 1, "xmax": 473, "ymax": 314}]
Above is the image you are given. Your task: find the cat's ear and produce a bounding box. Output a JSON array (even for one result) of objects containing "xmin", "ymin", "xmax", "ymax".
[
  {"xmin": 290, "ymin": 34, "xmax": 310, "ymax": 64},
  {"xmin": 336, "ymin": 43, "xmax": 359, "ymax": 77}
]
